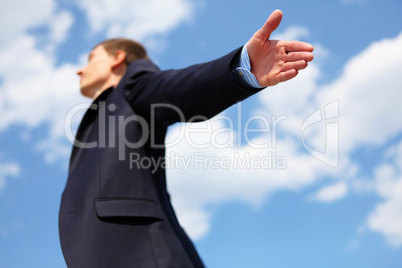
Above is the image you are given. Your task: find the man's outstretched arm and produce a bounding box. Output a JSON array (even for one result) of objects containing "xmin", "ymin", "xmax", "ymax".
[{"xmin": 125, "ymin": 10, "xmax": 314, "ymax": 123}]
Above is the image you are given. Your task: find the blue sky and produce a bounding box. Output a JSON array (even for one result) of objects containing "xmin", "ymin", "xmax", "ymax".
[{"xmin": 1, "ymin": 0, "xmax": 402, "ymax": 267}]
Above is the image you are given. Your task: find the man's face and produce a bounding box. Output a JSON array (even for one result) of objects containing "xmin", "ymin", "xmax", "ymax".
[{"xmin": 77, "ymin": 45, "xmax": 114, "ymax": 98}]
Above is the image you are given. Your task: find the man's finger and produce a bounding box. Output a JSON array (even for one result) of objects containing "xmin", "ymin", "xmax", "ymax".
[
  {"xmin": 285, "ymin": 51, "xmax": 314, "ymax": 62},
  {"xmin": 285, "ymin": 41, "xmax": 314, "ymax": 52},
  {"xmin": 255, "ymin": 9, "xmax": 283, "ymax": 40},
  {"xmin": 282, "ymin": 60, "xmax": 308, "ymax": 72},
  {"xmin": 277, "ymin": 69, "xmax": 298, "ymax": 83}
]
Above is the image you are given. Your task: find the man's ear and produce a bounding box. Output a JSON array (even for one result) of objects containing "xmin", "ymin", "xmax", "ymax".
[{"xmin": 111, "ymin": 50, "xmax": 126, "ymax": 69}]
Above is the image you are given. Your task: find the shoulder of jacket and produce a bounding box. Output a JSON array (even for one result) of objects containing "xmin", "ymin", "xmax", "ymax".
[{"xmin": 126, "ymin": 59, "xmax": 160, "ymax": 76}]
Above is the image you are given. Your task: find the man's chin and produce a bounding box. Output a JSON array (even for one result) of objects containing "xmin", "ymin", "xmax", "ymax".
[{"xmin": 80, "ymin": 87, "xmax": 94, "ymax": 99}]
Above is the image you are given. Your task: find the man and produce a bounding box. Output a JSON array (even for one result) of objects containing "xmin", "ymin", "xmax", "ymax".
[{"xmin": 59, "ymin": 10, "xmax": 313, "ymax": 267}]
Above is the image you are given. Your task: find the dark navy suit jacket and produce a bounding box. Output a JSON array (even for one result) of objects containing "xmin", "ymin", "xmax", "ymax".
[{"xmin": 59, "ymin": 47, "xmax": 260, "ymax": 267}]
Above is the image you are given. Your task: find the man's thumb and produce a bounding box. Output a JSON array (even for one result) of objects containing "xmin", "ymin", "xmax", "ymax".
[{"xmin": 257, "ymin": 9, "xmax": 283, "ymax": 40}]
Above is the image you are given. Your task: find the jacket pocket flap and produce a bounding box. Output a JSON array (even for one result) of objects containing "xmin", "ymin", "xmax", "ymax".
[{"xmin": 94, "ymin": 199, "xmax": 164, "ymax": 220}]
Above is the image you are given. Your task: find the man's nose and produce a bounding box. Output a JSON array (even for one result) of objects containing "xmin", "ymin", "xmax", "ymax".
[{"xmin": 76, "ymin": 67, "xmax": 84, "ymax": 76}]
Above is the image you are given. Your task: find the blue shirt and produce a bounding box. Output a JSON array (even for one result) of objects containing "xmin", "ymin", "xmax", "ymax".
[{"xmin": 231, "ymin": 44, "xmax": 264, "ymax": 89}]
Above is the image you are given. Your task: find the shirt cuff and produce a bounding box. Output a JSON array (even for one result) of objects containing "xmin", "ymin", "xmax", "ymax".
[{"xmin": 231, "ymin": 44, "xmax": 265, "ymax": 89}]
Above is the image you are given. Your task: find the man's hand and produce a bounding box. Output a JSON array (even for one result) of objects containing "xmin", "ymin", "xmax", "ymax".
[{"xmin": 247, "ymin": 9, "xmax": 314, "ymax": 87}]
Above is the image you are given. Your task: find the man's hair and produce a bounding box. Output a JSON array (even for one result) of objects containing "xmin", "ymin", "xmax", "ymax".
[{"xmin": 96, "ymin": 38, "xmax": 149, "ymax": 66}]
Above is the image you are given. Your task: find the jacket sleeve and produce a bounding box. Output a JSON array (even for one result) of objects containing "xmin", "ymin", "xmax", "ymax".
[{"xmin": 123, "ymin": 47, "xmax": 262, "ymax": 125}]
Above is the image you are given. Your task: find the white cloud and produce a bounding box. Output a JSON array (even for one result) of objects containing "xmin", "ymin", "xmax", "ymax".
[
  {"xmin": 366, "ymin": 141, "xmax": 402, "ymax": 247},
  {"xmin": 315, "ymin": 33, "xmax": 402, "ymax": 152},
  {"xmin": 166, "ymin": 106, "xmax": 353, "ymax": 239},
  {"xmin": 49, "ymin": 11, "xmax": 74, "ymax": 44},
  {"xmin": 0, "ymin": 34, "xmax": 85, "ymax": 132},
  {"xmin": 309, "ymin": 182, "xmax": 348, "ymax": 203},
  {"xmin": 271, "ymin": 25, "xmax": 310, "ymax": 41},
  {"xmin": 0, "ymin": 0, "xmax": 55, "ymax": 45},
  {"xmin": 0, "ymin": 159, "xmax": 20, "ymax": 191},
  {"xmin": 35, "ymin": 139, "xmax": 73, "ymax": 166},
  {"xmin": 0, "ymin": 0, "xmax": 74, "ymax": 50},
  {"xmin": 306, "ymin": 34, "xmax": 402, "ymax": 244},
  {"xmin": 263, "ymin": 29, "xmax": 402, "ymax": 159},
  {"xmin": 0, "ymin": 0, "xmax": 80, "ymax": 132},
  {"xmin": 76, "ymin": 0, "xmax": 196, "ymax": 41},
  {"xmin": 166, "ymin": 32, "xmax": 402, "ymax": 242},
  {"xmin": 0, "ymin": 0, "xmax": 87, "ymax": 164}
]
